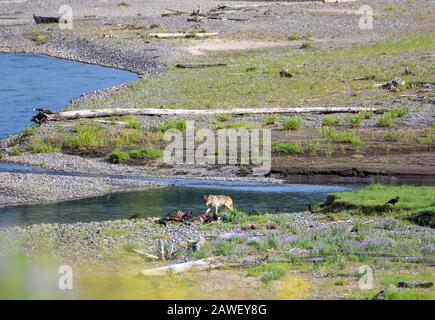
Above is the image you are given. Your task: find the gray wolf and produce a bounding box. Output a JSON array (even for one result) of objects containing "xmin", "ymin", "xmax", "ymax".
[{"xmin": 203, "ymin": 195, "xmax": 234, "ymax": 215}]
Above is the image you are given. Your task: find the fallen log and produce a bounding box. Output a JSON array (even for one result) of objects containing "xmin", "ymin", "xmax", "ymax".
[
  {"xmin": 148, "ymin": 32, "xmax": 218, "ymax": 39},
  {"xmin": 138, "ymin": 256, "xmax": 223, "ymax": 276},
  {"xmin": 158, "ymin": 210, "xmax": 193, "ymax": 225},
  {"xmin": 33, "ymin": 14, "xmax": 59, "ymax": 24},
  {"xmin": 216, "ymin": 4, "xmax": 266, "ymax": 11},
  {"xmin": 52, "ymin": 106, "xmax": 382, "ymax": 121},
  {"xmin": 165, "ymin": 8, "xmax": 190, "ymax": 14},
  {"xmin": 175, "ymin": 63, "xmax": 227, "ymax": 69},
  {"xmin": 397, "ymin": 280, "xmax": 433, "ymax": 289},
  {"xmin": 323, "ymin": 0, "xmax": 356, "ymax": 3},
  {"xmin": 31, "ymin": 108, "xmax": 67, "ymax": 124},
  {"xmin": 207, "ymin": 16, "xmax": 250, "ymax": 22},
  {"xmin": 158, "ymin": 209, "xmax": 216, "ymax": 225},
  {"xmin": 131, "ymin": 249, "xmax": 159, "ymax": 260}
]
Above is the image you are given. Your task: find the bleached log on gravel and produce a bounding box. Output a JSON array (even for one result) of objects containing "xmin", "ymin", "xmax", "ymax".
[
  {"xmin": 56, "ymin": 106, "xmax": 381, "ymax": 120},
  {"xmin": 131, "ymin": 249, "xmax": 159, "ymax": 260},
  {"xmin": 148, "ymin": 32, "xmax": 218, "ymax": 39},
  {"xmin": 138, "ymin": 257, "xmax": 224, "ymax": 276},
  {"xmin": 323, "ymin": 0, "xmax": 356, "ymax": 3}
]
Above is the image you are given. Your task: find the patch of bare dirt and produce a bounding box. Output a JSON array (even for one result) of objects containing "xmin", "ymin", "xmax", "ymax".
[
  {"xmin": 183, "ymin": 39, "xmax": 295, "ymax": 55},
  {"xmin": 271, "ymin": 126, "xmax": 435, "ymax": 183}
]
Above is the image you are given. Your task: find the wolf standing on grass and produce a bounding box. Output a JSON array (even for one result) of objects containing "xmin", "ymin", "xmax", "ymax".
[{"xmin": 204, "ymin": 195, "xmax": 234, "ymax": 215}]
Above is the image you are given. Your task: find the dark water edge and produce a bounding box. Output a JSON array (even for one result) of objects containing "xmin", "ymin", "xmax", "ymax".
[{"xmin": 0, "ymin": 53, "xmax": 138, "ymax": 138}]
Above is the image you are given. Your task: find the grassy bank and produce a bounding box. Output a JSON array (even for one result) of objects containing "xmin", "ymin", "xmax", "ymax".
[
  {"xmin": 329, "ymin": 184, "xmax": 435, "ymax": 224},
  {"xmin": 67, "ymin": 33, "xmax": 435, "ymax": 111}
]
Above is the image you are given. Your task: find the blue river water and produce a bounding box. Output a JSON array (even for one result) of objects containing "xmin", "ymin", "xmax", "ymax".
[{"xmin": 0, "ymin": 53, "xmax": 138, "ymax": 138}]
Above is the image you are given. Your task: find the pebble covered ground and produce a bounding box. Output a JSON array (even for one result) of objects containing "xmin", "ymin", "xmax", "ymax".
[
  {"xmin": 0, "ymin": 212, "xmax": 433, "ymax": 270},
  {"xmin": 0, "ymin": 171, "xmax": 165, "ymax": 206}
]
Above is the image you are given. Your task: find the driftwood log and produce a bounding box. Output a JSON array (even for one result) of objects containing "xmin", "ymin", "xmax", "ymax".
[
  {"xmin": 131, "ymin": 249, "xmax": 159, "ymax": 260},
  {"xmin": 175, "ymin": 63, "xmax": 227, "ymax": 69},
  {"xmin": 148, "ymin": 32, "xmax": 218, "ymax": 39},
  {"xmin": 138, "ymin": 256, "xmax": 224, "ymax": 276},
  {"xmin": 161, "ymin": 8, "xmax": 190, "ymax": 17},
  {"xmin": 31, "ymin": 108, "xmax": 67, "ymax": 124},
  {"xmin": 158, "ymin": 209, "xmax": 218, "ymax": 225},
  {"xmin": 397, "ymin": 280, "xmax": 433, "ymax": 289},
  {"xmin": 38, "ymin": 106, "xmax": 382, "ymax": 122},
  {"xmin": 33, "ymin": 14, "xmax": 60, "ymax": 24}
]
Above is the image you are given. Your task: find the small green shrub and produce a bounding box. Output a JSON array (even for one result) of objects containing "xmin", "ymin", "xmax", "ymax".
[
  {"xmin": 128, "ymin": 146, "xmax": 163, "ymax": 159},
  {"xmin": 288, "ymin": 32, "xmax": 312, "ymax": 41},
  {"xmin": 263, "ymin": 115, "xmax": 278, "ymax": 125},
  {"xmin": 63, "ymin": 121, "xmax": 106, "ymax": 150},
  {"xmin": 283, "ymin": 116, "xmax": 302, "ymax": 130},
  {"xmin": 272, "ymin": 143, "xmax": 303, "ymax": 154},
  {"xmin": 8, "ymin": 146, "xmax": 23, "ymax": 156},
  {"xmin": 215, "ymin": 113, "xmax": 232, "ymax": 122},
  {"xmin": 348, "ymin": 114, "xmax": 364, "ymax": 128},
  {"xmin": 27, "ymin": 141, "xmax": 61, "ymax": 153},
  {"xmin": 322, "ymin": 115, "xmax": 341, "ymax": 126},
  {"xmin": 320, "ymin": 127, "xmax": 363, "ymax": 146},
  {"xmin": 159, "ymin": 119, "xmax": 187, "ymax": 132},
  {"xmin": 22, "ymin": 126, "xmax": 36, "ymax": 137},
  {"xmin": 300, "ymin": 42, "xmax": 312, "ymax": 49},
  {"xmin": 287, "ymin": 33, "xmax": 301, "ymax": 41},
  {"xmin": 359, "ymin": 110, "xmax": 374, "ymax": 119},
  {"xmin": 401, "ymin": 131, "xmax": 417, "ymax": 144},
  {"xmin": 260, "ymin": 269, "xmax": 286, "ymax": 283},
  {"xmin": 209, "ymin": 121, "xmax": 258, "ymax": 130},
  {"xmin": 378, "ymin": 114, "xmax": 394, "ymax": 127},
  {"xmin": 340, "ymin": 131, "xmax": 363, "ymax": 146},
  {"xmin": 127, "ymin": 149, "xmax": 145, "ymax": 159},
  {"xmin": 123, "ymin": 242, "xmax": 140, "ymax": 253},
  {"xmin": 141, "ymin": 146, "xmax": 163, "ymax": 159},
  {"xmin": 222, "ymin": 210, "xmax": 246, "ymax": 224},
  {"xmin": 418, "ymin": 135, "xmax": 434, "ymax": 145},
  {"xmin": 125, "ymin": 116, "xmax": 141, "ymax": 129},
  {"xmin": 110, "ymin": 150, "xmax": 130, "ymax": 163},
  {"xmin": 118, "ymin": 129, "xmax": 142, "ymax": 145},
  {"xmin": 304, "ymin": 141, "xmax": 319, "ymax": 155},
  {"xmin": 384, "ymin": 131, "xmax": 400, "ymax": 141},
  {"xmin": 390, "ymin": 107, "xmax": 408, "ymax": 118}
]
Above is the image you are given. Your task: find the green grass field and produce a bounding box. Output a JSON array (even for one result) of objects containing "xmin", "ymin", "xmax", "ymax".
[
  {"xmin": 332, "ymin": 184, "xmax": 435, "ymax": 219},
  {"xmin": 67, "ymin": 33, "xmax": 435, "ymax": 111}
]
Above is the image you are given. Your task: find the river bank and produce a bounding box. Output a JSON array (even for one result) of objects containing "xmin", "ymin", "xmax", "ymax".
[
  {"xmin": 1, "ymin": 208, "xmax": 434, "ymax": 299},
  {"xmin": 0, "ymin": 171, "xmax": 165, "ymax": 207}
]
